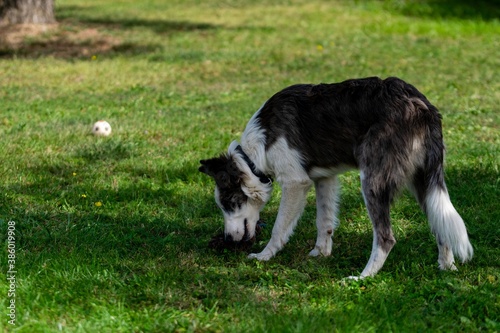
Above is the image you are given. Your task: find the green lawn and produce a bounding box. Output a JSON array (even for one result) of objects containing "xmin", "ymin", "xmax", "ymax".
[{"xmin": 0, "ymin": 0, "xmax": 499, "ymax": 332}]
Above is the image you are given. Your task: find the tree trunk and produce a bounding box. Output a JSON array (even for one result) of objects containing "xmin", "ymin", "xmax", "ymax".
[{"xmin": 0, "ymin": 0, "xmax": 55, "ymax": 24}]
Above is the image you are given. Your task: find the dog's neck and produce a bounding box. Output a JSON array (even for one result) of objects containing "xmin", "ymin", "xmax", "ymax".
[{"xmin": 235, "ymin": 145, "xmax": 272, "ymax": 184}]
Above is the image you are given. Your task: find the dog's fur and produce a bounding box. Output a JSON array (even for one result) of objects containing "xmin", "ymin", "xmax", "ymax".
[{"xmin": 199, "ymin": 77, "xmax": 473, "ymax": 278}]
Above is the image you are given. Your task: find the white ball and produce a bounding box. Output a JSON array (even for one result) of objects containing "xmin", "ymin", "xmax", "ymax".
[{"xmin": 92, "ymin": 120, "xmax": 112, "ymax": 136}]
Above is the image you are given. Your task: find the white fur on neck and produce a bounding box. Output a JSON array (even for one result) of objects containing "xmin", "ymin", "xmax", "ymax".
[
  {"xmin": 228, "ymin": 140, "xmax": 272, "ymax": 203},
  {"xmin": 240, "ymin": 102, "xmax": 270, "ymax": 176}
]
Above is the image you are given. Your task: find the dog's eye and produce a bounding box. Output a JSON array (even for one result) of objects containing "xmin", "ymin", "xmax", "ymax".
[{"xmin": 217, "ymin": 189, "xmax": 247, "ymax": 213}]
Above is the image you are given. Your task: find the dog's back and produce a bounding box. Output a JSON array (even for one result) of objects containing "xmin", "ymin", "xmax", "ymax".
[{"xmin": 254, "ymin": 77, "xmax": 439, "ymax": 170}]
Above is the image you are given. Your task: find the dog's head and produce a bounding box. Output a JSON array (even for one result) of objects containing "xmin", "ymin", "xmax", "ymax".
[{"xmin": 199, "ymin": 142, "xmax": 272, "ymax": 242}]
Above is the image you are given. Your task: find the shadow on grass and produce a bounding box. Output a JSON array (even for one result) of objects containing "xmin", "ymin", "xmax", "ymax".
[
  {"xmin": 0, "ymin": 4, "xmax": 270, "ymax": 60},
  {"xmin": 0, "ymin": 154, "xmax": 496, "ymax": 279},
  {"xmin": 0, "ymin": 139, "xmax": 217, "ymax": 255},
  {"xmin": 0, "ymin": 3, "xmax": 219, "ymax": 59},
  {"xmin": 385, "ymin": 0, "xmax": 500, "ymax": 21},
  {"xmin": 0, "ymin": 22, "xmax": 163, "ymax": 59},
  {"xmin": 56, "ymin": 5, "xmax": 220, "ymax": 34}
]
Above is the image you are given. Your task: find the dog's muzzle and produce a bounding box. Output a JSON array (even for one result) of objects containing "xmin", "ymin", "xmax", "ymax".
[{"xmin": 225, "ymin": 219, "xmax": 252, "ymax": 242}]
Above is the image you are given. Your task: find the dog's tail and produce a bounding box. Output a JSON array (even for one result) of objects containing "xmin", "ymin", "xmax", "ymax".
[
  {"xmin": 412, "ymin": 99, "xmax": 473, "ymax": 268},
  {"xmin": 424, "ymin": 185, "xmax": 473, "ymax": 266}
]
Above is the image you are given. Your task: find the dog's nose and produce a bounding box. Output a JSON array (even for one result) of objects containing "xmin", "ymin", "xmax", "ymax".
[{"xmin": 224, "ymin": 233, "xmax": 235, "ymax": 243}]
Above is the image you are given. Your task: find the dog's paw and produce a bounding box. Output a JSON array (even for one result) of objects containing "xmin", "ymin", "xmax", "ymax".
[
  {"xmin": 308, "ymin": 248, "xmax": 321, "ymax": 257},
  {"xmin": 438, "ymin": 262, "xmax": 458, "ymax": 271},
  {"xmin": 308, "ymin": 245, "xmax": 332, "ymax": 257},
  {"xmin": 346, "ymin": 275, "xmax": 363, "ymax": 281},
  {"xmin": 248, "ymin": 251, "xmax": 273, "ymax": 261}
]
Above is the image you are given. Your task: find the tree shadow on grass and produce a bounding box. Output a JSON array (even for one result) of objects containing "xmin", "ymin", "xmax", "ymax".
[
  {"xmin": 0, "ymin": 22, "xmax": 162, "ymax": 59},
  {"xmin": 0, "ymin": 155, "xmax": 496, "ymax": 276},
  {"xmin": 0, "ymin": 3, "xmax": 274, "ymax": 60},
  {"xmin": 385, "ymin": 0, "xmax": 500, "ymax": 21},
  {"xmin": 0, "ymin": 4, "xmax": 221, "ymax": 59},
  {"xmin": 0, "ymin": 137, "xmax": 221, "ymax": 259},
  {"xmin": 56, "ymin": 5, "xmax": 220, "ymax": 34}
]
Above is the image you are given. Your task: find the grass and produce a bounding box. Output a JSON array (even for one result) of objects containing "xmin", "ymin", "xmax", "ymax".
[{"xmin": 0, "ymin": 0, "xmax": 499, "ymax": 331}]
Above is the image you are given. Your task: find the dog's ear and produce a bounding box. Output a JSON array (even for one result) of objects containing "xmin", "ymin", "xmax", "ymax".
[
  {"xmin": 199, "ymin": 157, "xmax": 225, "ymax": 179},
  {"xmin": 199, "ymin": 156, "xmax": 239, "ymax": 189},
  {"xmin": 199, "ymin": 159, "xmax": 216, "ymax": 177}
]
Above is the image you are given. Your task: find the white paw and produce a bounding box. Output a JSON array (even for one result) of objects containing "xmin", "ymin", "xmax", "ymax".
[
  {"xmin": 439, "ymin": 262, "xmax": 458, "ymax": 271},
  {"xmin": 248, "ymin": 251, "xmax": 273, "ymax": 261},
  {"xmin": 346, "ymin": 275, "xmax": 362, "ymax": 281},
  {"xmin": 308, "ymin": 248, "xmax": 321, "ymax": 257},
  {"xmin": 308, "ymin": 245, "xmax": 332, "ymax": 257}
]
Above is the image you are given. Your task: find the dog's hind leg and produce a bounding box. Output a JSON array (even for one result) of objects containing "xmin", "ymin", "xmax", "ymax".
[
  {"xmin": 248, "ymin": 180, "xmax": 312, "ymax": 261},
  {"xmin": 350, "ymin": 170, "xmax": 400, "ymax": 279},
  {"xmin": 309, "ymin": 176, "xmax": 340, "ymax": 257}
]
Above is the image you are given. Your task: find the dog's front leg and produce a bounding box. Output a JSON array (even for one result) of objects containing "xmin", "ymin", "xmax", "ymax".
[
  {"xmin": 309, "ymin": 176, "xmax": 340, "ymax": 257},
  {"xmin": 249, "ymin": 181, "xmax": 312, "ymax": 261}
]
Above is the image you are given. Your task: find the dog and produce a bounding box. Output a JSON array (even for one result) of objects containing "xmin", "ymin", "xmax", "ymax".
[{"xmin": 199, "ymin": 77, "xmax": 473, "ymax": 279}]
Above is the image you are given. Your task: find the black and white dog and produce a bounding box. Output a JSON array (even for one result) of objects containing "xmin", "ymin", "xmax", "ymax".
[{"xmin": 199, "ymin": 77, "xmax": 473, "ymax": 278}]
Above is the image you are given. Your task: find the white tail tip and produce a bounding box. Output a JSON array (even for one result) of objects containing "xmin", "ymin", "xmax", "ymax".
[{"xmin": 426, "ymin": 187, "xmax": 473, "ymax": 263}]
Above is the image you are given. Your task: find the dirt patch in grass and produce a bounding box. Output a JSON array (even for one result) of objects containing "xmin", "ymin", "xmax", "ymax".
[{"xmin": 0, "ymin": 22, "xmax": 121, "ymax": 59}]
